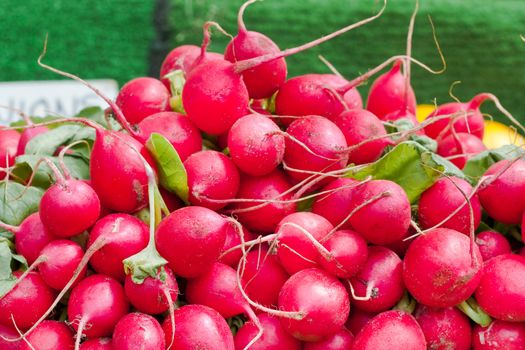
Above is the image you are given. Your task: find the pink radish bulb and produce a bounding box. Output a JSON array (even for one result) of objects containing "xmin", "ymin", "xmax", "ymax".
[
  {"xmin": 353, "ymin": 310, "xmax": 426, "ymax": 350},
  {"xmin": 472, "ymin": 320, "xmax": 525, "ymax": 350},
  {"xmin": 161, "ymin": 304, "xmax": 234, "ymax": 350},
  {"xmin": 0, "ymin": 129, "xmax": 20, "ymax": 179},
  {"xmin": 418, "ymin": 176, "xmax": 482, "ymax": 235},
  {"xmin": 12, "ymin": 213, "xmax": 56, "ymax": 265},
  {"xmin": 0, "ymin": 323, "xmax": 21, "ymax": 349},
  {"xmin": 227, "ymin": 114, "xmax": 285, "ymax": 176},
  {"xmin": 67, "ymin": 274, "xmax": 129, "ymax": 339},
  {"xmin": 478, "ymin": 159, "xmax": 525, "ymax": 225},
  {"xmin": 79, "ymin": 338, "xmax": 112, "ymax": 350},
  {"xmin": 311, "ymin": 178, "xmax": 358, "ymax": 229},
  {"xmin": 366, "ymin": 60, "xmax": 416, "ymax": 120},
  {"xmin": 349, "ymin": 246, "xmax": 404, "ymax": 313},
  {"xmin": 232, "ymin": 170, "xmax": 297, "ymax": 233},
  {"xmin": 276, "ymin": 212, "xmax": 333, "ymax": 275},
  {"xmin": 87, "ymin": 214, "xmax": 149, "ymax": 281},
  {"xmin": 334, "ymin": 109, "xmax": 392, "ymax": 164},
  {"xmin": 437, "ymin": 132, "xmax": 487, "ymax": 169},
  {"xmin": 348, "ymin": 179, "xmax": 411, "ymax": 245},
  {"xmin": 278, "ymin": 268, "xmax": 350, "ymax": 342},
  {"xmin": 38, "ymin": 239, "xmax": 86, "ymax": 290},
  {"xmin": 184, "ymin": 150, "xmax": 240, "ymax": 210},
  {"xmin": 137, "ymin": 111, "xmax": 202, "ymax": 162},
  {"xmin": 346, "ymin": 309, "xmax": 377, "ymax": 337},
  {"xmin": 403, "ymin": 228, "xmax": 483, "ymax": 307},
  {"xmin": 115, "ymin": 77, "xmax": 170, "ymax": 124},
  {"xmin": 320, "ymin": 229, "xmax": 368, "ymax": 279},
  {"xmin": 0, "ymin": 271, "xmax": 55, "ymax": 331},
  {"xmin": 475, "ymin": 231, "xmax": 512, "ymax": 261},
  {"xmin": 16, "ymin": 126, "xmax": 47, "ymax": 156},
  {"xmin": 39, "ymin": 178, "xmax": 101, "ymax": 238},
  {"xmin": 234, "ymin": 314, "xmax": 301, "ymax": 350},
  {"xmin": 18, "ymin": 321, "xmax": 74, "ymax": 350},
  {"xmin": 219, "ymin": 221, "xmax": 256, "ymax": 267},
  {"xmin": 155, "ymin": 206, "xmax": 228, "ymax": 278},
  {"xmin": 303, "ymin": 328, "xmax": 354, "ymax": 350},
  {"xmin": 112, "ymin": 313, "xmax": 165, "ymax": 350},
  {"xmin": 414, "ymin": 304, "xmax": 472, "ymax": 350},
  {"xmin": 284, "ymin": 115, "xmax": 348, "ymax": 183},
  {"xmin": 475, "ymin": 254, "xmax": 525, "ymax": 322},
  {"xmin": 124, "ymin": 267, "xmax": 178, "ymax": 315}
]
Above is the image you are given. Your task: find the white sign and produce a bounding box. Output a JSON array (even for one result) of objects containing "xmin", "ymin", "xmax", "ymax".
[{"xmin": 0, "ymin": 80, "xmax": 119, "ymax": 125}]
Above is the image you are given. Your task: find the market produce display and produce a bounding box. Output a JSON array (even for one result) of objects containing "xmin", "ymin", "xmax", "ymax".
[{"xmin": 1, "ymin": 0, "xmax": 525, "ymax": 349}]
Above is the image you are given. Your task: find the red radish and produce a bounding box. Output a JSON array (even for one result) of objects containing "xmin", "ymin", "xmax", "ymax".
[
  {"xmin": 224, "ymin": 0, "xmax": 287, "ymax": 99},
  {"xmin": 115, "ymin": 77, "xmax": 170, "ymax": 124},
  {"xmin": 284, "ymin": 115, "xmax": 348, "ymax": 183},
  {"xmin": 424, "ymin": 93, "xmax": 488, "ymax": 140},
  {"xmin": 16, "ymin": 126, "xmax": 48, "ymax": 156},
  {"xmin": 334, "ymin": 109, "xmax": 391, "ymax": 164},
  {"xmin": 159, "ymin": 188, "xmax": 183, "ymax": 212},
  {"xmin": 414, "ymin": 304, "xmax": 472, "ymax": 350},
  {"xmin": 353, "ymin": 310, "xmax": 426, "ymax": 350},
  {"xmin": 276, "ymin": 212, "xmax": 333, "ymax": 275},
  {"xmin": 303, "ymin": 328, "xmax": 354, "ymax": 350},
  {"xmin": 475, "ymin": 254, "xmax": 525, "ymax": 322},
  {"xmin": 67, "ymin": 274, "xmax": 129, "ymax": 340},
  {"xmin": 87, "ymin": 214, "xmax": 149, "ymax": 281},
  {"xmin": 475, "ymin": 231, "xmax": 512, "ymax": 261},
  {"xmin": 478, "ymin": 159, "xmax": 525, "ymax": 225},
  {"xmin": 418, "ymin": 176, "xmax": 481, "ymax": 235},
  {"xmin": 366, "ymin": 60, "xmax": 416, "ymax": 120},
  {"xmin": 437, "ymin": 132, "xmax": 487, "ymax": 169},
  {"xmin": 112, "ymin": 313, "xmax": 165, "ymax": 350},
  {"xmin": 137, "ymin": 111, "xmax": 202, "ymax": 162},
  {"xmin": 79, "ymin": 338, "xmax": 112, "ymax": 350},
  {"xmin": 320, "ymin": 229, "xmax": 368, "ymax": 279},
  {"xmin": 275, "ymin": 74, "xmax": 362, "ymax": 125},
  {"xmin": 124, "ymin": 267, "xmax": 178, "ymax": 315},
  {"xmin": 472, "ymin": 320, "xmax": 525, "ymax": 350},
  {"xmin": 0, "ymin": 323, "xmax": 21, "ymax": 349},
  {"xmin": 161, "ymin": 304, "xmax": 234, "ymax": 350},
  {"xmin": 403, "ymin": 228, "xmax": 483, "ymax": 308},
  {"xmin": 0, "ymin": 129, "xmax": 20, "ymax": 179},
  {"xmin": 349, "ymin": 246, "xmax": 404, "ymax": 313},
  {"xmin": 348, "ymin": 179, "xmax": 411, "ymax": 245},
  {"xmin": 234, "ymin": 314, "xmax": 301, "ymax": 350},
  {"xmin": 241, "ymin": 246, "xmax": 289, "ymax": 308},
  {"xmin": 0, "ymin": 272, "xmax": 55, "ymax": 331},
  {"xmin": 346, "ymin": 309, "xmax": 377, "ymax": 336},
  {"xmin": 18, "ymin": 321, "xmax": 74, "ymax": 350},
  {"xmin": 219, "ymin": 221, "xmax": 256, "ymax": 267},
  {"xmin": 155, "ymin": 206, "xmax": 228, "ymax": 278},
  {"xmin": 311, "ymin": 178, "xmax": 358, "ymax": 229},
  {"xmin": 227, "ymin": 114, "xmax": 285, "ymax": 176},
  {"xmin": 184, "ymin": 150, "xmax": 240, "ymax": 210},
  {"xmin": 37, "ymin": 240, "xmax": 86, "ymax": 290},
  {"xmin": 522, "ymin": 212, "xmax": 525, "ymax": 242},
  {"xmin": 232, "ymin": 170, "xmax": 297, "ymax": 233},
  {"xmin": 278, "ymin": 268, "xmax": 350, "ymax": 341}
]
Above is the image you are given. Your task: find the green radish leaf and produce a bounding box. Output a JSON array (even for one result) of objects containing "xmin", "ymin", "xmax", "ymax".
[
  {"xmin": 463, "ymin": 144, "xmax": 525, "ymax": 181},
  {"xmin": 0, "ymin": 181, "xmax": 44, "ymax": 226},
  {"xmin": 346, "ymin": 141, "xmax": 465, "ymax": 203},
  {"xmin": 0, "ymin": 238, "xmax": 27, "ymax": 298},
  {"xmin": 76, "ymin": 106, "xmax": 122, "ymax": 131},
  {"xmin": 25, "ymin": 124, "xmax": 95, "ymax": 156},
  {"xmin": 146, "ymin": 133, "xmax": 189, "ymax": 204}
]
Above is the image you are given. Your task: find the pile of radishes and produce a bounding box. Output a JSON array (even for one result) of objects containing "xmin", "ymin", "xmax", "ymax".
[{"xmin": 1, "ymin": 0, "xmax": 525, "ymax": 349}]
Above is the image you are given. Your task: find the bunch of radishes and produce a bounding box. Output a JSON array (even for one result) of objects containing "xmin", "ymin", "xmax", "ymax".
[{"xmin": 1, "ymin": 0, "xmax": 525, "ymax": 349}]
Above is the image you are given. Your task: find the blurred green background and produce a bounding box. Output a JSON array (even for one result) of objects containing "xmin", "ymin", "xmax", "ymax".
[{"xmin": 1, "ymin": 0, "xmax": 524, "ymax": 122}]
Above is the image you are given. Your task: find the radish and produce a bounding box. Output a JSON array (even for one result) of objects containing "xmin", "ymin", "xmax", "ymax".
[
  {"xmin": 18, "ymin": 321, "xmax": 74, "ymax": 350},
  {"xmin": 219, "ymin": 221, "xmax": 256, "ymax": 267},
  {"xmin": 311, "ymin": 178, "xmax": 358, "ymax": 229},
  {"xmin": 0, "ymin": 272, "xmax": 55, "ymax": 331},
  {"xmin": 303, "ymin": 328, "xmax": 354, "ymax": 350},
  {"xmin": 478, "ymin": 159, "xmax": 525, "ymax": 225},
  {"xmin": 472, "ymin": 320, "xmax": 525, "ymax": 350},
  {"xmin": 353, "ymin": 310, "xmax": 426, "ymax": 350},
  {"xmin": 278, "ymin": 268, "xmax": 350, "ymax": 341},
  {"xmin": 227, "ymin": 114, "xmax": 285, "ymax": 176},
  {"xmin": 0, "ymin": 323, "xmax": 21, "ymax": 349},
  {"xmin": 418, "ymin": 176, "xmax": 481, "ymax": 235},
  {"xmin": 319, "ymin": 229, "xmax": 368, "ymax": 279},
  {"xmin": 349, "ymin": 246, "xmax": 404, "ymax": 313},
  {"xmin": 115, "ymin": 77, "xmax": 170, "ymax": 124},
  {"xmin": 79, "ymin": 338, "xmax": 112, "ymax": 350},
  {"xmin": 137, "ymin": 111, "xmax": 202, "ymax": 162},
  {"xmin": 334, "ymin": 109, "xmax": 391, "ymax": 165},
  {"xmin": 437, "ymin": 132, "xmax": 487, "ymax": 169},
  {"xmin": 184, "ymin": 150, "xmax": 240, "ymax": 210},
  {"xmin": 0, "ymin": 129, "xmax": 20, "ymax": 179},
  {"xmin": 87, "ymin": 213, "xmax": 149, "ymax": 281},
  {"xmin": 414, "ymin": 304, "xmax": 472, "ymax": 350},
  {"xmin": 234, "ymin": 314, "xmax": 301, "ymax": 350},
  {"xmin": 161, "ymin": 304, "xmax": 234, "ymax": 350},
  {"xmin": 155, "ymin": 206, "xmax": 228, "ymax": 278},
  {"xmin": 403, "ymin": 228, "xmax": 483, "ymax": 308},
  {"xmin": 345, "ymin": 309, "xmax": 377, "ymax": 337},
  {"xmin": 224, "ymin": 0, "xmax": 287, "ymax": 99},
  {"xmin": 475, "ymin": 231, "xmax": 512, "ymax": 261},
  {"xmin": 475, "ymin": 254, "xmax": 525, "ymax": 322},
  {"xmin": 67, "ymin": 274, "xmax": 129, "ymax": 342},
  {"xmin": 112, "ymin": 313, "xmax": 165, "ymax": 350},
  {"xmin": 283, "ymin": 115, "xmax": 348, "ymax": 183}
]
